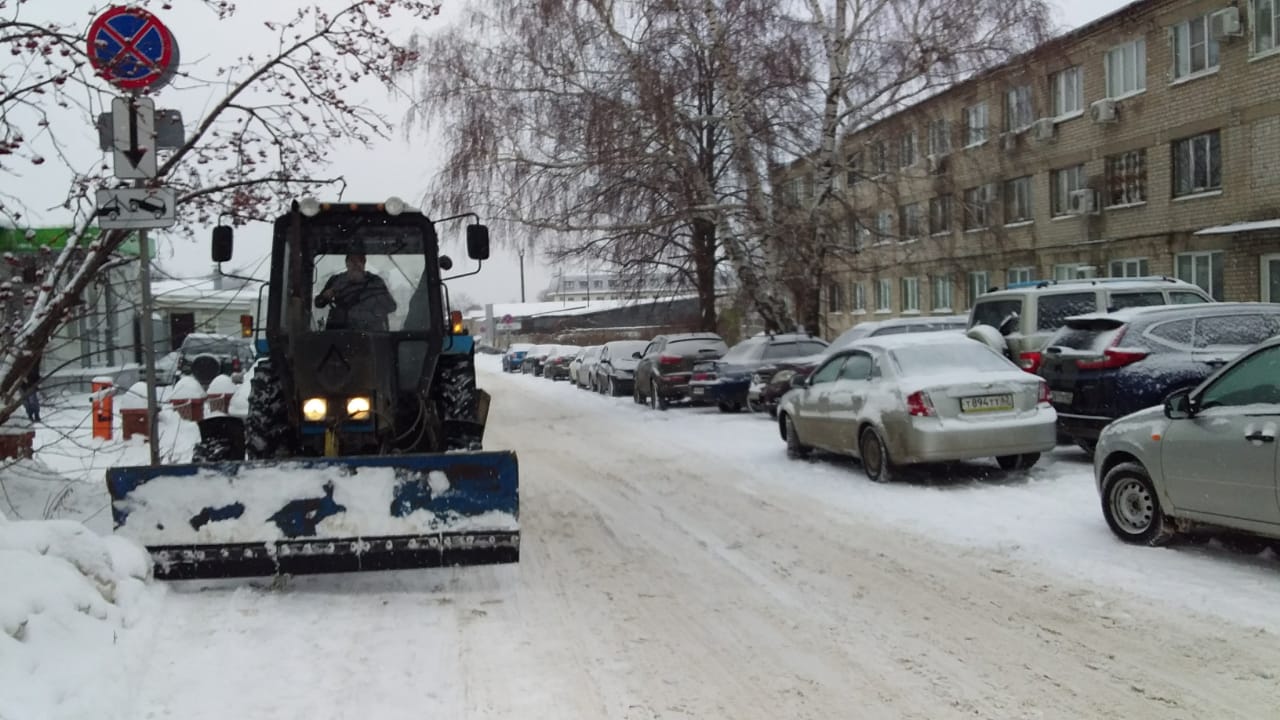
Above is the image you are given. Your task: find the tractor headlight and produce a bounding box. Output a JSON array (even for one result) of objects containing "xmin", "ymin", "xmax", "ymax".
[
  {"xmin": 298, "ymin": 197, "xmax": 322, "ymax": 217},
  {"xmin": 302, "ymin": 397, "xmax": 328, "ymax": 421},
  {"xmin": 346, "ymin": 396, "xmax": 371, "ymax": 421},
  {"xmin": 384, "ymin": 196, "xmax": 406, "ymax": 216}
]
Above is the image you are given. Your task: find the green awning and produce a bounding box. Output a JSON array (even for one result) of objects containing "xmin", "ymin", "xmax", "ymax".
[{"xmin": 0, "ymin": 226, "xmax": 145, "ymax": 256}]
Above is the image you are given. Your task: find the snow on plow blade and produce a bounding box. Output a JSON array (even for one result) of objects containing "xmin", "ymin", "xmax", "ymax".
[{"xmin": 106, "ymin": 452, "xmax": 519, "ymax": 580}]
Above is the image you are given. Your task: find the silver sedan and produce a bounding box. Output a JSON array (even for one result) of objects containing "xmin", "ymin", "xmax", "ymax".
[{"xmin": 777, "ymin": 334, "xmax": 1057, "ymax": 481}]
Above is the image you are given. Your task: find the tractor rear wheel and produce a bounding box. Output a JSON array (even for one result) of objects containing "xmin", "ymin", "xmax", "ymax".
[{"xmin": 246, "ymin": 358, "xmax": 294, "ymax": 459}]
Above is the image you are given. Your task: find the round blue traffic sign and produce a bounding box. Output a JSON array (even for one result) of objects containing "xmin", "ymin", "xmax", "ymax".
[{"xmin": 87, "ymin": 6, "xmax": 178, "ymax": 91}]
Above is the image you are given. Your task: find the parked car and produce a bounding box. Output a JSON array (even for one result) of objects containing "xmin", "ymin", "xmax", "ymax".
[
  {"xmin": 571, "ymin": 345, "xmax": 603, "ymax": 389},
  {"xmin": 778, "ymin": 334, "xmax": 1056, "ymax": 481},
  {"xmin": 752, "ymin": 318, "xmax": 967, "ymax": 416},
  {"xmin": 177, "ymin": 333, "xmax": 256, "ymax": 388},
  {"xmin": 503, "ymin": 343, "xmax": 534, "ymax": 372},
  {"xmin": 1094, "ymin": 336, "xmax": 1280, "ymax": 548},
  {"xmin": 542, "ymin": 345, "xmax": 582, "ymax": 381},
  {"xmin": 633, "ymin": 333, "xmax": 729, "ymax": 409},
  {"xmin": 966, "ymin": 277, "xmax": 1213, "ymax": 373},
  {"xmin": 1039, "ymin": 303, "xmax": 1280, "ymax": 454},
  {"xmin": 521, "ymin": 344, "xmax": 555, "ymax": 375},
  {"xmin": 594, "ymin": 339, "xmax": 650, "ymax": 396},
  {"xmin": 689, "ymin": 333, "xmax": 829, "ymax": 412}
]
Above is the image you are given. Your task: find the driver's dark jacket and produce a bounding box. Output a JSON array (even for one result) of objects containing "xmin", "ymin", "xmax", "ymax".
[{"xmin": 315, "ymin": 271, "xmax": 397, "ymax": 331}]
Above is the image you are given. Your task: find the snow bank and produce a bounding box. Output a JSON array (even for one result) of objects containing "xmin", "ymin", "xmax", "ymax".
[
  {"xmin": 0, "ymin": 517, "xmax": 154, "ymax": 720},
  {"xmin": 169, "ymin": 376, "xmax": 206, "ymax": 401},
  {"xmin": 207, "ymin": 374, "xmax": 237, "ymax": 396}
]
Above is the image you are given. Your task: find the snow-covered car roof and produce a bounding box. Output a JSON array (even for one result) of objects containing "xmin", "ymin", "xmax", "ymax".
[
  {"xmin": 846, "ymin": 330, "xmax": 972, "ymax": 352},
  {"xmin": 1064, "ymin": 301, "xmax": 1280, "ymax": 325}
]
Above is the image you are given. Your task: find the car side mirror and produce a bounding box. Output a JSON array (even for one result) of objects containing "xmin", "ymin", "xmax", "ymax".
[
  {"xmin": 632, "ymin": 351, "xmax": 643, "ymax": 359},
  {"xmin": 212, "ymin": 225, "xmax": 233, "ymax": 263},
  {"xmin": 439, "ymin": 255, "xmax": 454, "ymax": 271},
  {"xmin": 1164, "ymin": 387, "xmax": 1194, "ymax": 419},
  {"xmin": 466, "ymin": 224, "xmax": 490, "ymax": 261},
  {"xmin": 790, "ymin": 374, "xmax": 808, "ymax": 389}
]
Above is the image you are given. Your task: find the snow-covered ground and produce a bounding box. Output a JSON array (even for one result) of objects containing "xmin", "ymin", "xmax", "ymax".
[{"xmin": 4, "ymin": 357, "xmax": 1280, "ymax": 719}]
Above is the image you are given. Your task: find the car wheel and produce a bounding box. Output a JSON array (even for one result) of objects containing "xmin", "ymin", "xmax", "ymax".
[
  {"xmin": 996, "ymin": 453, "xmax": 1040, "ymax": 471},
  {"xmin": 1101, "ymin": 462, "xmax": 1176, "ymax": 546},
  {"xmin": 859, "ymin": 426, "xmax": 896, "ymax": 483},
  {"xmin": 633, "ymin": 381, "xmax": 644, "ymax": 404},
  {"xmin": 650, "ymin": 381, "xmax": 664, "ymax": 410},
  {"xmin": 783, "ymin": 414, "xmax": 810, "ymax": 459},
  {"xmin": 609, "ymin": 377, "xmax": 618, "ymax": 397}
]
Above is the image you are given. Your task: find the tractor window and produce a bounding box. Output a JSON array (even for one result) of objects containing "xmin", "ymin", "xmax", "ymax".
[{"xmin": 312, "ymin": 253, "xmax": 428, "ymax": 332}]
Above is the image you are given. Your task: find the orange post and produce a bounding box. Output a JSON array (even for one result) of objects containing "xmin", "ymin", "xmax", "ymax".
[{"xmin": 91, "ymin": 377, "xmax": 113, "ymax": 440}]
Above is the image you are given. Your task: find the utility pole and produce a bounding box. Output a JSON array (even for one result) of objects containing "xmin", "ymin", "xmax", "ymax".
[{"xmin": 518, "ymin": 246, "xmax": 526, "ymax": 302}]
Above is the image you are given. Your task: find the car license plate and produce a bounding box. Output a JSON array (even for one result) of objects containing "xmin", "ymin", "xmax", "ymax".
[
  {"xmin": 1051, "ymin": 390, "xmax": 1073, "ymax": 405},
  {"xmin": 960, "ymin": 393, "xmax": 1014, "ymax": 413},
  {"xmin": 692, "ymin": 387, "xmax": 705, "ymax": 396}
]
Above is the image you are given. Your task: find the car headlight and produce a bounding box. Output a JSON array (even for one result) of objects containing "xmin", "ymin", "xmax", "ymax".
[
  {"xmin": 302, "ymin": 397, "xmax": 328, "ymax": 421},
  {"xmin": 751, "ymin": 373, "xmax": 764, "ymax": 385},
  {"xmin": 773, "ymin": 370, "xmax": 795, "ymax": 385},
  {"xmin": 346, "ymin": 396, "xmax": 371, "ymax": 421}
]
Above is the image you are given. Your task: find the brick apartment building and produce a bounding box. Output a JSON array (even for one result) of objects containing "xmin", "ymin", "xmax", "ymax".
[{"xmin": 785, "ymin": 0, "xmax": 1280, "ymax": 338}]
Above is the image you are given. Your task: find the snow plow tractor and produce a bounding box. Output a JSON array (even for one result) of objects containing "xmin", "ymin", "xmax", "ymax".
[{"xmin": 106, "ymin": 198, "xmax": 519, "ymax": 580}]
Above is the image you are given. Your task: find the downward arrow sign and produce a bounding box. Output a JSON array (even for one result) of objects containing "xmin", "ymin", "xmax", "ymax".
[{"xmin": 123, "ymin": 97, "xmax": 148, "ymax": 168}]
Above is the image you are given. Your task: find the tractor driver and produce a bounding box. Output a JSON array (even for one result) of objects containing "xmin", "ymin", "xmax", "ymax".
[{"xmin": 314, "ymin": 253, "xmax": 398, "ymax": 331}]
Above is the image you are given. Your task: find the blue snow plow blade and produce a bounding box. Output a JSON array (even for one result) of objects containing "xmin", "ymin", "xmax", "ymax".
[{"xmin": 106, "ymin": 451, "xmax": 519, "ymax": 580}]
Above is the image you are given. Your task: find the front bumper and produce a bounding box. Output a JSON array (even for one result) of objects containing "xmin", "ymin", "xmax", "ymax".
[
  {"xmin": 689, "ymin": 378, "xmax": 749, "ymax": 405},
  {"xmin": 895, "ymin": 409, "xmax": 1058, "ymax": 464},
  {"xmin": 1054, "ymin": 411, "xmax": 1114, "ymax": 441}
]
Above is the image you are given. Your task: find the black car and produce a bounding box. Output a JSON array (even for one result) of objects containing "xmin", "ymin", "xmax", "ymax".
[
  {"xmin": 1039, "ymin": 303, "xmax": 1280, "ymax": 454},
  {"xmin": 594, "ymin": 339, "xmax": 649, "ymax": 396},
  {"xmin": 177, "ymin": 333, "xmax": 256, "ymax": 388},
  {"xmin": 689, "ymin": 333, "xmax": 829, "ymax": 412}
]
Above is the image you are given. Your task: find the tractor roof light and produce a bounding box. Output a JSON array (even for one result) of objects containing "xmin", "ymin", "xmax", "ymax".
[
  {"xmin": 298, "ymin": 197, "xmax": 322, "ymax": 217},
  {"xmin": 302, "ymin": 397, "xmax": 328, "ymax": 422},
  {"xmin": 384, "ymin": 196, "xmax": 407, "ymax": 216}
]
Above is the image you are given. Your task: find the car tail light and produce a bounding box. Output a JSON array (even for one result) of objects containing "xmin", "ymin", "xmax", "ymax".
[
  {"xmin": 1075, "ymin": 326, "xmax": 1148, "ymax": 370},
  {"xmin": 692, "ymin": 372, "xmax": 716, "ymax": 381},
  {"xmin": 1038, "ymin": 380, "xmax": 1051, "ymax": 405},
  {"xmin": 232, "ymin": 358, "xmax": 241, "ymax": 372},
  {"xmin": 906, "ymin": 390, "xmax": 935, "ymax": 417},
  {"xmin": 659, "ymin": 354, "xmax": 682, "ymax": 366},
  {"xmin": 1017, "ymin": 351, "xmax": 1042, "ymax": 374}
]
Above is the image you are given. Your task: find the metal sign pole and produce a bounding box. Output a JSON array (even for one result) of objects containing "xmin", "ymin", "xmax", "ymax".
[{"xmin": 137, "ymin": 223, "xmax": 160, "ymax": 465}]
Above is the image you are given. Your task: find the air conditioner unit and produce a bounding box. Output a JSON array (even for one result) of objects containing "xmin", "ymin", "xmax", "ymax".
[
  {"xmin": 1210, "ymin": 7, "xmax": 1243, "ymax": 40},
  {"xmin": 1090, "ymin": 98, "xmax": 1118, "ymax": 124},
  {"xmin": 1032, "ymin": 117, "xmax": 1056, "ymax": 143},
  {"xmin": 1068, "ymin": 188, "xmax": 1099, "ymax": 215}
]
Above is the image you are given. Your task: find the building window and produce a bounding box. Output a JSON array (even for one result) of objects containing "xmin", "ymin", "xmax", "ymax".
[
  {"xmin": 1254, "ymin": 0, "xmax": 1278, "ymax": 54},
  {"xmin": 1054, "ymin": 263, "xmax": 1097, "ymax": 280},
  {"xmin": 846, "ymin": 217, "xmax": 862, "ymax": 248},
  {"xmin": 875, "ymin": 210, "xmax": 893, "ymax": 243},
  {"xmin": 962, "ymin": 185, "xmax": 991, "ymax": 229},
  {"xmin": 967, "ymin": 271, "xmax": 990, "ymax": 306},
  {"xmin": 875, "ymin": 279, "xmax": 893, "ymax": 312},
  {"xmin": 855, "ymin": 221, "xmax": 871, "ymax": 248},
  {"xmin": 1003, "ymin": 176, "xmax": 1033, "ymax": 224},
  {"xmin": 1051, "ymin": 66, "xmax": 1083, "ymax": 117},
  {"xmin": 1172, "ymin": 14, "xmax": 1220, "ymax": 79},
  {"xmin": 964, "ymin": 102, "xmax": 988, "ymax": 146},
  {"xmin": 846, "ymin": 152, "xmax": 862, "ymax": 187},
  {"xmin": 901, "ymin": 277, "xmax": 920, "ymax": 312},
  {"xmin": 1051, "ymin": 164, "xmax": 1086, "ymax": 216},
  {"xmin": 1172, "ymin": 130, "xmax": 1222, "ymax": 197},
  {"xmin": 1008, "ymin": 267, "xmax": 1035, "ymax": 286},
  {"xmin": 927, "ymin": 119, "xmax": 951, "ymax": 156},
  {"xmin": 931, "ymin": 275, "xmax": 954, "ymax": 311},
  {"xmin": 1105, "ymin": 39, "xmax": 1146, "ymax": 98},
  {"xmin": 899, "ymin": 131, "xmax": 917, "ymax": 168},
  {"xmin": 827, "ymin": 282, "xmax": 846, "ymax": 313},
  {"xmin": 593, "ymin": 280, "xmax": 603, "ymax": 288},
  {"xmin": 1110, "ymin": 258, "xmax": 1150, "ymax": 277},
  {"xmin": 929, "ymin": 195, "xmax": 952, "ymax": 235},
  {"xmin": 872, "ymin": 142, "xmax": 889, "ymax": 176},
  {"xmin": 1105, "ymin": 150, "xmax": 1147, "ymax": 206},
  {"xmin": 899, "ymin": 203, "xmax": 922, "ymax": 241},
  {"xmin": 1176, "ymin": 251, "xmax": 1224, "ymax": 299},
  {"xmin": 1005, "ymin": 85, "xmax": 1033, "ymax": 131},
  {"xmin": 852, "ymin": 282, "xmax": 866, "ymax": 312}
]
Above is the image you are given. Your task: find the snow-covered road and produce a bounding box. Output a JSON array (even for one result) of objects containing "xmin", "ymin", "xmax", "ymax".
[{"xmin": 119, "ymin": 356, "xmax": 1280, "ymax": 719}]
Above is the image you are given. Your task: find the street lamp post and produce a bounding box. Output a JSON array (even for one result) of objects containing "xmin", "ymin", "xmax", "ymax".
[{"xmin": 517, "ymin": 246, "xmax": 526, "ymax": 303}]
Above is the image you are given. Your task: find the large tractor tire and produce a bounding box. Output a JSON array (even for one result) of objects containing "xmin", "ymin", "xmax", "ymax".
[
  {"xmin": 436, "ymin": 351, "xmax": 484, "ymax": 451},
  {"xmin": 246, "ymin": 358, "xmax": 295, "ymax": 459}
]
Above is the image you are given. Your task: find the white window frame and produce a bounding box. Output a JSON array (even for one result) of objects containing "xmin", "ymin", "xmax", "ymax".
[
  {"xmin": 1176, "ymin": 251, "xmax": 1224, "ymax": 300},
  {"xmin": 963, "ymin": 102, "xmax": 988, "ymax": 147},
  {"xmin": 875, "ymin": 278, "xmax": 893, "ymax": 313},
  {"xmin": 1253, "ymin": 0, "xmax": 1279, "ymax": 56},
  {"xmin": 927, "ymin": 119, "xmax": 951, "ymax": 157},
  {"xmin": 967, "ymin": 271, "xmax": 989, "ymax": 306},
  {"xmin": 852, "ymin": 281, "xmax": 867, "ymax": 313},
  {"xmin": 1051, "ymin": 164, "xmax": 1086, "ymax": 216},
  {"xmin": 931, "ymin": 275, "xmax": 954, "ymax": 312},
  {"xmin": 1003, "ymin": 176, "xmax": 1034, "ymax": 225},
  {"xmin": 872, "ymin": 142, "xmax": 889, "ymax": 176},
  {"xmin": 1054, "ymin": 263, "xmax": 1097, "ymax": 281},
  {"xmin": 1005, "ymin": 85, "xmax": 1033, "ymax": 131},
  {"xmin": 1109, "ymin": 257, "xmax": 1150, "ymax": 277},
  {"xmin": 874, "ymin": 210, "xmax": 893, "ymax": 244},
  {"xmin": 827, "ymin": 281, "xmax": 846, "ymax": 313},
  {"xmin": 1171, "ymin": 15, "xmax": 1220, "ymax": 81},
  {"xmin": 1261, "ymin": 254, "xmax": 1280, "ymax": 302},
  {"xmin": 899, "ymin": 131, "xmax": 917, "ymax": 168},
  {"xmin": 1105, "ymin": 150, "xmax": 1147, "ymax": 207},
  {"xmin": 899, "ymin": 202, "xmax": 922, "ymax": 241},
  {"xmin": 901, "ymin": 276, "xmax": 921, "ymax": 313},
  {"xmin": 1106, "ymin": 39, "xmax": 1147, "ymax": 98},
  {"xmin": 929, "ymin": 195, "xmax": 952, "ymax": 235},
  {"xmin": 855, "ymin": 222, "xmax": 872, "ymax": 248},
  {"xmin": 1172, "ymin": 131, "xmax": 1222, "ymax": 197},
  {"xmin": 963, "ymin": 184, "xmax": 992, "ymax": 230},
  {"xmin": 1007, "ymin": 267, "xmax": 1035, "ymax": 286},
  {"xmin": 1051, "ymin": 66, "xmax": 1083, "ymax": 118}
]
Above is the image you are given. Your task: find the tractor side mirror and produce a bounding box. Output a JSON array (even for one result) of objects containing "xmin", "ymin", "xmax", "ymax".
[
  {"xmin": 439, "ymin": 255, "xmax": 454, "ymax": 271},
  {"xmin": 212, "ymin": 226, "xmax": 234, "ymax": 263},
  {"xmin": 467, "ymin": 224, "xmax": 490, "ymax": 261}
]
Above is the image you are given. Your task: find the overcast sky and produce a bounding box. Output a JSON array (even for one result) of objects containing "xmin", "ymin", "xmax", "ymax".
[{"xmin": 16, "ymin": 0, "xmax": 1133, "ymax": 307}]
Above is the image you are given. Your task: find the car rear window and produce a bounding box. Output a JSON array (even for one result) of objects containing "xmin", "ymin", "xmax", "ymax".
[
  {"xmin": 1147, "ymin": 318, "xmax": 1193, "ymax": 346},
  {"xmin": 1194, "ymin": 315, "xmax": 1280, "ymax": 348},
  {"xmin": 870, "ymin": 325, "xmax": 910, "ymax": 336},
  {"xmin": 669, "ymin": 337, "xmax": 728, "ymax": 354},
  {"xmin": 1036, "ymin": 293, "xmax": 1096, "ymax": 331},
  {"xmin": 971, "ymin": 299, "xmax": 1023, "ymax": 330},
  {"xmin": 890, "ymin": 343, "xmax": 1012, "ymax": 376},
  {"xmin": 763, "ymin": 340, "xmax": 828, "ymax": 359},
  {"xmin": 1108, "ymin": 291, "xmax": 1165, "ymax": 310},
  {"xmin": 1171, "ymin": 291, "xmax": 1210, "ymax": 304},
  {"xmin": 1049, "ymin": 318, "xmax": 1127, "ymax": 352},
  {"xmin": 721, "ymin": 338, "xmax": 766, "ymax": 362}
]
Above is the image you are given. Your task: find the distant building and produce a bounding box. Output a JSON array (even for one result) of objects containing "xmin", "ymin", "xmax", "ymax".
[{"xmin": 543, "ymin": 268, "xmax": 736, "ymax": 303}]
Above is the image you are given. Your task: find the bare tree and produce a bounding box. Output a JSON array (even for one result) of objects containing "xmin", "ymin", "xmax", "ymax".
[{"xmin": 0, "ymin": 0, "xmax": 439, "ymax": 428}]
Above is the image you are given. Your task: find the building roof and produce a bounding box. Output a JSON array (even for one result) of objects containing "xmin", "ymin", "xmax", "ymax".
[
  {"xmin": 151, "ymin": 277, "xmax": 260, "ymax": 307},
  {"xmin": 465, "ymin": 294, "xmax": 700, "ymax": 321}
]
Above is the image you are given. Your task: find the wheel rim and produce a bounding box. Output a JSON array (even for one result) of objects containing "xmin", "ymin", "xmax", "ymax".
[
  {"xmin": 1109, "ymin": 477, "xmax": 1154, "ymax": 535},
  {"xmin": 862, "ymin": 432, "xmax": 882, "ymax": 477}
]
